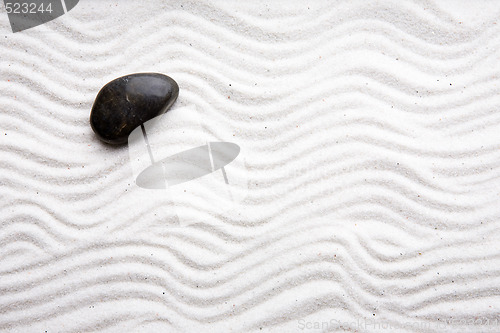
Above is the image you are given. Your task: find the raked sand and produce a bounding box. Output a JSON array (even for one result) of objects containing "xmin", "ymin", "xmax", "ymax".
[{"xmin": 1, "ymin": 0, "xmax": 500, "ymax": 332}]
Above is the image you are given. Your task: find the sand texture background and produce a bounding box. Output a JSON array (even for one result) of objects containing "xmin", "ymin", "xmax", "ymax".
[{"xmin": 1, "ymin": 0, "xmax": 500, "ymax": 332}]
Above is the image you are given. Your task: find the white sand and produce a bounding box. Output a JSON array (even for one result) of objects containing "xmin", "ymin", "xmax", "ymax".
[{"xmin": 1, "ymin": 0, "xmax": 499, "ymax": 332}]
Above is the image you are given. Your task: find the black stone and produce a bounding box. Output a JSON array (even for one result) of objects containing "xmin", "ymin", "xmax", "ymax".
[{"xmin": 90, "ymin": 73, "xmax": 179, "ymax": 144}]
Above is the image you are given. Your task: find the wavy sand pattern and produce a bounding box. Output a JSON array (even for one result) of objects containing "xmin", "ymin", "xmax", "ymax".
[{"xmin": 0, "ymin": 0, "xmax": 499, "ymax": 332}]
